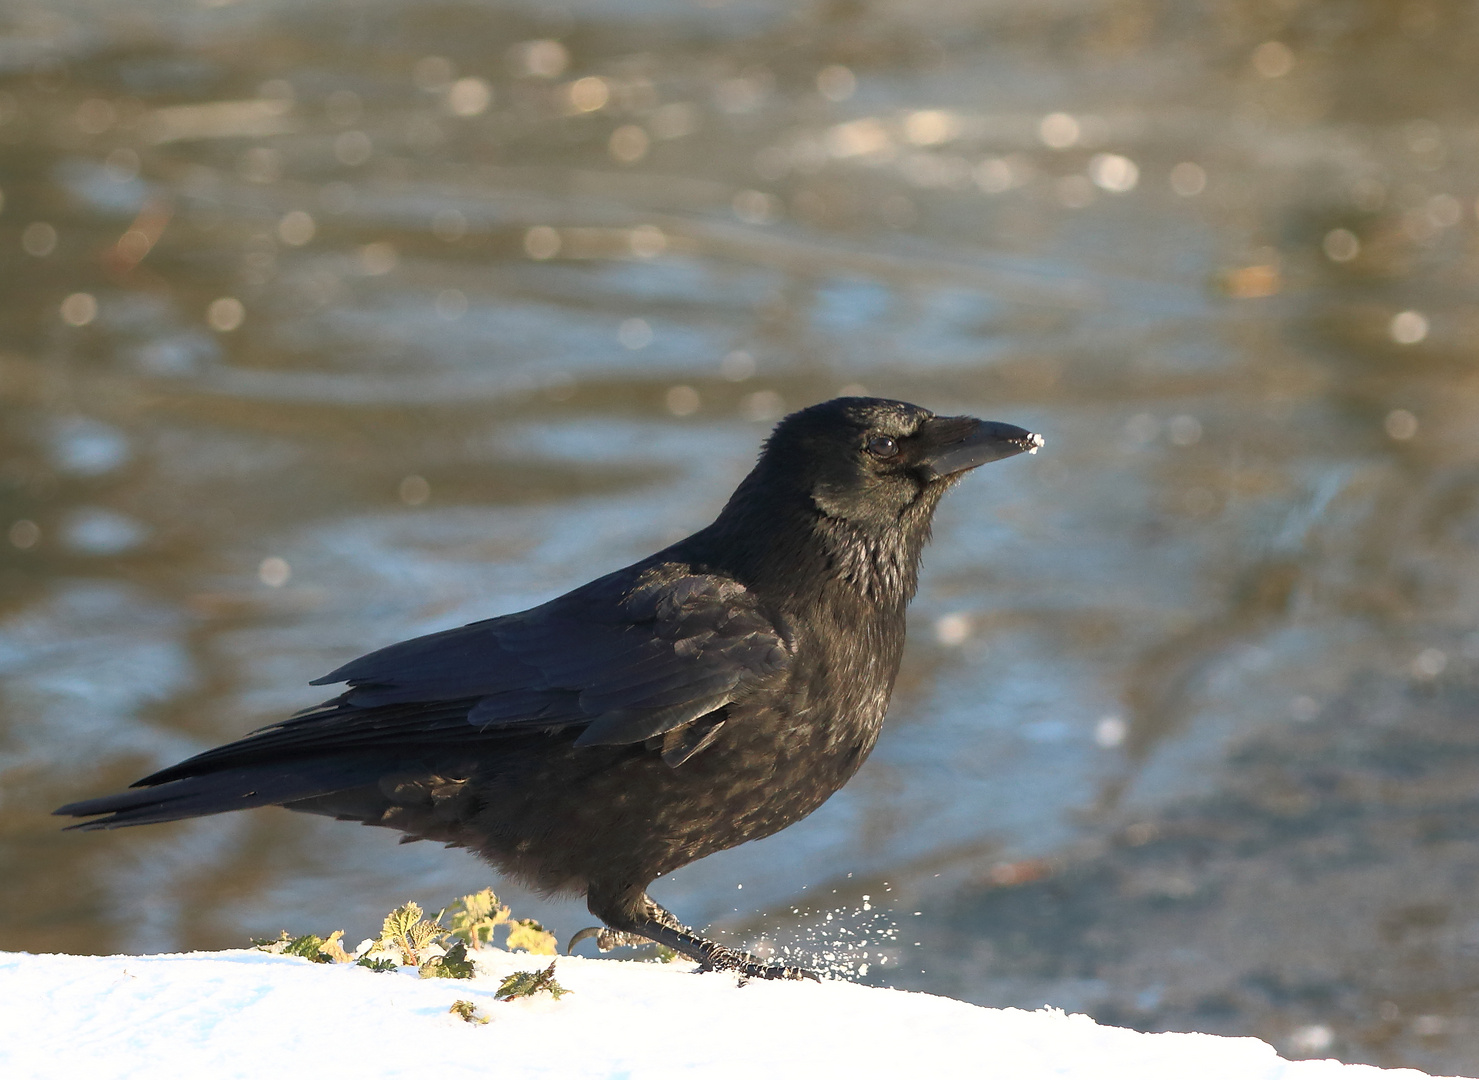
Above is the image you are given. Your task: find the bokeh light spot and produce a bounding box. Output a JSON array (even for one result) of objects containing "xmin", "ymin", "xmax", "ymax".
[
  {"xmin": 609, "ymin": 125, "xmax": 650, "ymax": 164},
  {"xmin": 934, "ymin": 614, "xmax": 970, "ymax": 646},
  {"xmin": 618, "ymin": 317, "xmax": 652, "ymax": 350},
  {"xmin": 514, "ymin": 40, "xmax": 569, "ymax": 79},
  {"xmin": 206, "ymin": 297, "xmax": 245, "ymax": 331},
  {"xmin": 258, "ymin": 556, "xmax": 291, "ymax": 588},
  {"xmin": 740, "ymin": 390, "xmax": 784, "ymax": 422},
  {"xmin": 8, "ymin": 519, "xmax": 39, "ymax": 550},
  {"xmin": 567, "ymin": 77, "xmax": 609, "ymax": 113},
  {"xmin": 1322, "ymin": 228, "xmax": 1359, "ymax": 262},
  {"xmin": 904, "ymin": 110, "xmax": 958, "ymax": 147},
  {"xmin": 816, "ymin": 65, "xmax": 856, "ymax": 102},
  {"xmin": 277, "ymin": 209, "xmax": 315, "ymax": 246},
  {"xmin": 1039, "ymin": 112, "xmax": 1080, "ymax": 149},
  {"xmin": 399, "ymin": 475, "xmax": 431, "ymax": 505},
  {"xmin": 732, "ymin": 189, "xmax": 779, "ymax": 224},
  {"xmin": 665, "ymin": 385, "xmax": 700, "ymax": 416},
  {"xmin": 1095, "ymin": 716, "xmax": 1127, "ymax": 748},
  {"xmin": 629, "ymin": 225, "xmax": 666, "ymax": 258},
  {"xmin": 359, "ymin": 242, "xmax": 398, "ymax": 275},
  {"xmin": 60, "ymin": 292, "xmax": 98, "ymax": 327},
  {"xmin": 1389, "ymin": 310, "xmax": 1428, "ymax": 345},
  {"xmin": 523, "ymin": 226, "xmax": 561, "ymax": 260},
  {"xmin": 721, "ymin": 351, "xmax": 756, "ymax": 381},
  {"xmin": 446, "ymin": 77, "xmax": 492, "ymax": 117},
  {"xmin": 1089, "ymin": 153, "xmax": 1138, "ymax": 193},
  {"xmin": 1252, "ymin": 41, "xmax": 1295, "ymax": 78},
  {"xmin": 1384, "ymin": 409, "xmax": 1418, "ymax": 441},
  {"xmin": 22, "ymin": 221, "xmax": 57, "ymax": 256},
  {"xmin": 1169, "ymin": 161, "xmax": 1206, "ymax": 196}
]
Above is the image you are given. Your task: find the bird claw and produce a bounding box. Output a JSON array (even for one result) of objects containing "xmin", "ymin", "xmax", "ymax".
[
  {"xmin": 697, "ymin": 945, "xmax": 819, "ymax": 982},
  {"xmin": 567, "ymin": 925, "xmax": 656, "ymax": 953},
  {"xmin": 570, "ymin": 926, "xmax": 818, "ymax": 981}
]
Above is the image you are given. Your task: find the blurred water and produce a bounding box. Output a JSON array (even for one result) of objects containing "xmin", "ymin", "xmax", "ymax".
[{"xmin": 3, "ymin": 0, "xmax": 1479, "ymax": 1071}]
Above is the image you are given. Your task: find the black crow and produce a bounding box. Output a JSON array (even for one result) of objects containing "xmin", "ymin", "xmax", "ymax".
[{"xmin": 56, "ymin": 397, "xmax": 1041, "ymax": 979}]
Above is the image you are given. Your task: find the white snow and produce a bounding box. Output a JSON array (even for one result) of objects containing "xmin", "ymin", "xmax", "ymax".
[{"xmin": 0, "ymin": 948, "xmax": 1464, "ymax": 1080}]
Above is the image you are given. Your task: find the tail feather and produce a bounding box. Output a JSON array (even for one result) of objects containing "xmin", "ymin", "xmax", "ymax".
[{"xmin": 54, "ymin": 758, "xmax": 392, "ymax": 830}]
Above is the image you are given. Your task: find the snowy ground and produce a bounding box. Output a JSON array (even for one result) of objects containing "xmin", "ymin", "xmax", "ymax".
[{"xmin": 0, "ymin": 949, "xmax": 1467, "ymax": 1080}]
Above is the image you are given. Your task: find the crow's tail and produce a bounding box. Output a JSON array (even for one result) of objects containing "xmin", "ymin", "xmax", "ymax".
[{"xmin": 53, "ymin": 757, "xmax": 392, "ymax": 830}]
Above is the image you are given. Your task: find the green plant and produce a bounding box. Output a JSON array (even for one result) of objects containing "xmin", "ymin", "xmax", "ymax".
[
  {"xmin": 248, "ymin": 889, "xmax": 566, "ymax": 987},
  {"xmin": 496, "ymin": 960, "xmax": 571, "ymax": 1002},
  {"xmin": 420, "ymin": 939, "xmax": 476, "ymax": 980},
  {"xmin": 441, "ymin": 889, "xmax": 559, "ymax": 956},
  {"xmin": 373, "ymin": 902, "xmax": 444, "ymax": 967},
  {"xmin": 448, "ymin": 999, "xmax": 490, "ymax": 1025},
  {"xmin": 443, "ymin": 888, "xmax": 509, "ymax": 950},
  {"xmin": 504, "ymin": 918, "xmax": 558, "ymax": 956},
  {"xmin": 251, "ymin": 930, "xmax": 350, "ymax": 964}
]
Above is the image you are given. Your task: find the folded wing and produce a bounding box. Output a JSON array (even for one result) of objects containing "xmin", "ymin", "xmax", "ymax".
[{"xmin": 126, "ymin": 566, "xmax": 791, "ymax": 789}]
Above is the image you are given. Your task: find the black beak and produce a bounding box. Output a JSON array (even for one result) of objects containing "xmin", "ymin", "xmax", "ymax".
[{"xmin": 918, "ymin": 416, "xmax": 1044, "ymax": 480}]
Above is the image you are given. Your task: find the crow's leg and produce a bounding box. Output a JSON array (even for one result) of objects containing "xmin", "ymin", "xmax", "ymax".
[
  {"xmin": 583, "ymin": 886, "xmax": 818, "ymax": 982},
  {"xmin": 566, "ymin": 893, "xmax": 686, "ymax": 954}
]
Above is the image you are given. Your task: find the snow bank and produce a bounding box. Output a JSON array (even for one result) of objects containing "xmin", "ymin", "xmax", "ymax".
[{"xmin": 0, "ymin": 948, "xmax": 1463, "ymax": 1080}]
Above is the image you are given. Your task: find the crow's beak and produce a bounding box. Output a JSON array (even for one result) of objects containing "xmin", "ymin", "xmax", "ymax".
[{"xmin": 918, "ymin": 417, "xmax": 1044, "ymax": 480}]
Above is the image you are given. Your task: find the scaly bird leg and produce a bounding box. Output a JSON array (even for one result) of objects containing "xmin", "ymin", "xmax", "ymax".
[{"xmin": 583, "ymin": 890, "xmax": 818, "ymax": 981}]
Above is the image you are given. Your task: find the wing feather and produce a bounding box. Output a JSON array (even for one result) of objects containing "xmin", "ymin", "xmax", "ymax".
[{"xmin": 139, "ymin": 565, "xmax": 792, "ymax": 781}]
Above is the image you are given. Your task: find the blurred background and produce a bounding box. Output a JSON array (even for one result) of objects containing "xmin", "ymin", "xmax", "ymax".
[{"xmin": 2, "ymin": 0, "xmax": 1479, "ymax": 1071}]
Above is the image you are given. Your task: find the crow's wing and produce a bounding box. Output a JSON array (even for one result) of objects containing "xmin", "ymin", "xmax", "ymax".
[{"xmin": 136, "ymin": 567, "xmax": 792, "ymax": 784}]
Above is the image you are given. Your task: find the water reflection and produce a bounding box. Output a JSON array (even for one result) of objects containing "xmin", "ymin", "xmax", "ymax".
[{"xmin": 2, "ymin": 0, "xmax": 1479, "ymax": 1071}]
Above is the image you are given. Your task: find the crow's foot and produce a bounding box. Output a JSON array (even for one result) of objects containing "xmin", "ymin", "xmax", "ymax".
[
  {"xmin": 586, "ymin": 889, "xmax": 819, "ymax": 981},
  {"xmin": 697, "ymin": 944, "xmax": 819, "ymax": 982}
]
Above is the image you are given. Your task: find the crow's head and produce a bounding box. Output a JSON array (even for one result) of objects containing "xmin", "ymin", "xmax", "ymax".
[{"xmin": 753, "ymin": 397, "xmax": 1042, "ymax": 531}]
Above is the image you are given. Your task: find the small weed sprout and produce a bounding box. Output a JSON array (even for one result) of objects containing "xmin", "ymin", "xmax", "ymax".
[
  {"xmin": 442, "ymin": 889, "xmax": 559, "ymax": 955},
  {"xmin": 375, "ymin": 902, "xmax": 444, "ymax": 967},
  {"xmin": 250, "ymin": 889, "xmax": 563, "ymax": 983},
  {"xmin": 496, "ymin": 960, "xmax": 571, "ymax": 1002},
  {"xmin": 251, "ymin": 930, "xmax": 351, "ymax": 964},
  {"xmin": 504, "ymin": 918, "xmax": 558, "ymax": 955},
  {"xmin": 444, "ymin": 887, "xmax": 510, "ymax": 950},
  {"xmin": 449, "ymin": 999, "xmax": 491, "ymax": 1025},
  {"xmin": 420, "ymin": 939, "xmax": 476, "ymax": 980}
]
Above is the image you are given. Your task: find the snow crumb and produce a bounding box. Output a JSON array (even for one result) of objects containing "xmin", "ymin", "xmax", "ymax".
[{"xmin": 0, "ymin": 948, "xmax": 1460, "ymax": 1080}]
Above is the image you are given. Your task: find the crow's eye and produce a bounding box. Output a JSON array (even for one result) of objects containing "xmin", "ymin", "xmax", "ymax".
[{"xmin": 866, "ymin": 435, "xmax": 899, "ymax": 459}]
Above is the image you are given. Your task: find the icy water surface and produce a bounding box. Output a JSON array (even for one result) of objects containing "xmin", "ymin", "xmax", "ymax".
[{"xmin": 3, "ymin": 1, "xmax": 1479, "ymax": 1072}]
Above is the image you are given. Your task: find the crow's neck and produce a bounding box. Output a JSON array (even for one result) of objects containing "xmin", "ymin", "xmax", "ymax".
[
  {"xmin": 682, "ymin": 485, "xmax": 938, "ymax": 617},
  {"xmin": 803, "ymin": 514, "xmax": 924, "ymax": 610}
]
